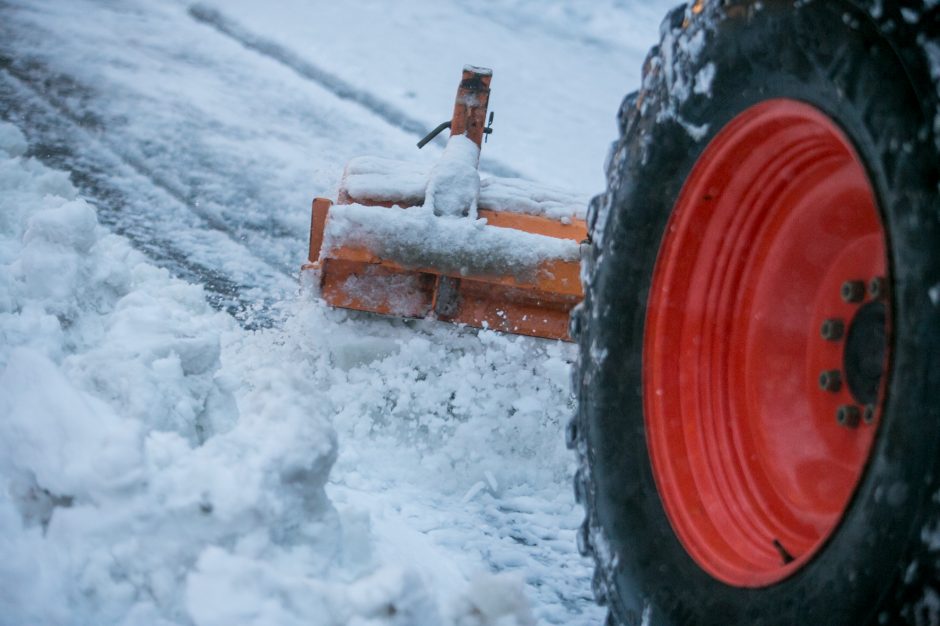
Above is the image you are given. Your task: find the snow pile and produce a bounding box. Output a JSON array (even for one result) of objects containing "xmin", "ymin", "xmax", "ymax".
[
  {"xmin": 0, "ymin": 121, "xmax": 335, "ymax": 624},
  {"xmin": 0, "ymin": 120, "xmax": 557, "ymax": 624}
]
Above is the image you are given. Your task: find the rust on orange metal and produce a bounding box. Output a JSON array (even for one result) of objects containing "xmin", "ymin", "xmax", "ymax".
[{"xmin": 451, "ymin": 66, "xmax": 492, "ymax": 147}]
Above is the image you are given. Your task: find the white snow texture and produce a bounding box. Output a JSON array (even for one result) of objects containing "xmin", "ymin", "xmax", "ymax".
[{"xmin": 0, "ymin": 124, "xmax": 556, "ymax": 626}]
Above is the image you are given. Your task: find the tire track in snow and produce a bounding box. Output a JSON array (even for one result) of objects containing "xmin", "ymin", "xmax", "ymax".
[
  {"xmin": 187, "ymin": 3, "xmax": 524, "ymax": 179},
  {"xmin": 0, "ymin": 63, "xmax": 292, "ymax": 328},
  {"xmin": 0, "ymin": 51, "xmax": 299, "ymax": 270}
]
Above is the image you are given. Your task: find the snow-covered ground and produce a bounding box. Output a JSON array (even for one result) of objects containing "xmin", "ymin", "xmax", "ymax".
[{"xmin": 0, "ymin": 1, "xmax": 674, "ymax": 624}]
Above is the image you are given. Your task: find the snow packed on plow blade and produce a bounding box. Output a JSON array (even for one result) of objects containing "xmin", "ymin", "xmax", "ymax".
[{"xmin": 303, "ymin": 67, "xmax": 588, "ymax": 341}]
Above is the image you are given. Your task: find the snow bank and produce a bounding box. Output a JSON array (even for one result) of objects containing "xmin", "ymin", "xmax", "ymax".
[
  {"xmin": 0, "ymin": 121, "xmax": 340, "ymax": 624},
  {"xmin": 0, "ymin": 121, "xmax": 554, "ymax": 624}
]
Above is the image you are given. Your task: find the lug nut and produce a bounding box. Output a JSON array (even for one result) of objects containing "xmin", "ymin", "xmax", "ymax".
[
  {"xmin": 837, "ymin": 404, "xmax": 861, "ymax": 428},
  {"xmin": 863, "ymin": 404, "xmax": 876, "ymax": 424},
  {"xmin": 820, "ymin": 318, "xmax": 846, "ymax": 341},
  {"xmin": 819, "ymin": 369, "xmax": 843, "ymax": 392},
  {"xmin": 841, "ymin": 280, "xmax": 866, "ymax": 303},
  {"xmin": 869, "ymin": 276, "xmax": 887, "ymax": 300}
]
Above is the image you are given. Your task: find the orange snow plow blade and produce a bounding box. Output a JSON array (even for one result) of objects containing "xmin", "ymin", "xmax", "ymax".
[{"xmin": 302, "ymin": 67, "xmax": 585, "ymax": 341}]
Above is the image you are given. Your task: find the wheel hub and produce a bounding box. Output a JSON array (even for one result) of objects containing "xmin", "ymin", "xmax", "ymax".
[
  {"xmin": 844, "ymin": 299, "xmax": 887, "ymax": 406},
  {"xmin": 643, "ymin": 99, "xmax": 891, "ymax": 588}
]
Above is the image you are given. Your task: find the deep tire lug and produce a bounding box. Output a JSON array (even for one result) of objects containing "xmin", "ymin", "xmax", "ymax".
[
  {"xmin": 573, "ymin": 467, "xmax": 586, "ymax": 504},
  {"xmin": 591, "ymin": 568, "xmax": 609, "ymax": 606},
  {"xmin": 577, "ymin": 518, "xmax": 593, "ymax": 557},
  {"xmin": 568, "ymin": 307, "xmax": 583, "ymax": 340},
  {"xmin": 566, "ymin": 417, "xmax": 579, "ymax": 450},
  {"xmin": 570, "ymin": 358, "xmax": 581, "ymax": 394}
]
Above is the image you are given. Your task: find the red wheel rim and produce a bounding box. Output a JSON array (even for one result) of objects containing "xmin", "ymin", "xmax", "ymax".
[{"xmin": 643, "ymin": 99, "xmax": 891, "ymax": 587}]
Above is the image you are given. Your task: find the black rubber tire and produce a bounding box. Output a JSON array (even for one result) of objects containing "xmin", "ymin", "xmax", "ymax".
[{"xmin": 569, "ymin": 2, "xmax": 940, "ymax": 625}]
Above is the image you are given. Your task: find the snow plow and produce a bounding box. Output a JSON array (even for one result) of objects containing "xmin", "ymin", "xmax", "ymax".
[
  {"xmin": 305, "ymin": 1, "xmax": 939, "ymax": 624},
  {"xmin": 303, "ymin": 66, "xmax": 586, "ymax": 341}
]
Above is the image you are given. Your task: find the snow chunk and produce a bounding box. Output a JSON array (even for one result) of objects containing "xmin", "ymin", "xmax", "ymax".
[
  {"xmin": 24, "ymin": 198, "xmax": 98, "ymax": 254},
  {"xmin": 188, "ymin": 550, "xmax": 439, "ymax": 626},
  {"xmin": 693, "ymin": 62, "xmax": 716, "ymax": 96},
  {"xmin": 0, "ymin": 123, "xmax": 28, "ymax": 158},
  {"xmin": 425, "ymin": 135, "xmax": 481, "ymax": 218},
  {"xmin": 0, "ymin": 348, "xmax": 144, "ymax": 500},
  {"xmin": 323, "ymin": 203, "xmax": 579, "ymax": 281},
  {"xmin": 454, "ymin": 572, "xmax": 535, "ymax": 626}
]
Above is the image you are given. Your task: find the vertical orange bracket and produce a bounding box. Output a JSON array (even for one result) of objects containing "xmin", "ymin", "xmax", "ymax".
[
  {"xmin": 450, "ymin": 66, "xmax": 492, "ymax": 147},
  {"xmin": 308, "ymin": 197, "xmax": 333, "ymax": 265}
]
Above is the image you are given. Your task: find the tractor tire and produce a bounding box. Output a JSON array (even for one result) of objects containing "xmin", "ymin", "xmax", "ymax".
[{"xmin": 569, "ymin": 2, "xmax": 940, "ymax": 625}]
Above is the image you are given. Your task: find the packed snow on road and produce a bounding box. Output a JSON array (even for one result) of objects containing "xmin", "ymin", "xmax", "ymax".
[{"xmin": 0, "ymin": 1, "xmax": 673, "ymax": 624}]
